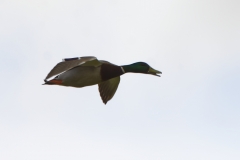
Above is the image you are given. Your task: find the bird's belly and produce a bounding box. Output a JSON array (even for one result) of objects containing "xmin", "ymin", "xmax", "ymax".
[{"xmin": 59, "ymin": 66, "xmax": 102, "ymax": 88}]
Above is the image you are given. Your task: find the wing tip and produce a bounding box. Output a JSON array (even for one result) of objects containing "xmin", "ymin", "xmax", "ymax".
[{"xmin": 101, "ymin": 95, "xmax": 109, "ymax": 105}]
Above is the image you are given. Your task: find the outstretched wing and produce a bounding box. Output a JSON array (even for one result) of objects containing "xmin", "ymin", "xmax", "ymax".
[
  {"xmin": 98, "ymin": 76, "xmax": 120, "ymax": 104},
  {"xmin": 44, "ymin": 56, "xmax": 101, "ymax": 81}
]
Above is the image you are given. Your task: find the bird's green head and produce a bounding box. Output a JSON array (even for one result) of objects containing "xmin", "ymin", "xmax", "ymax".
[{"xmin": 122, "ymin": 62, "xmax": 162, "ymax": 76}]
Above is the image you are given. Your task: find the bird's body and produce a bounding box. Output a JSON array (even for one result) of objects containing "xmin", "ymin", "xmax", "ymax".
[
  {"xmin": 57, "ymin": 66, "xmax": 102, "ymax": 87},
  {"xmin": 44, "ymin": 56, "xmax": 161, "ymax": 104}
]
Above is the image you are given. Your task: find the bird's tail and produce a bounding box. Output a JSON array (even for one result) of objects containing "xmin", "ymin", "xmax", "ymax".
[{"xmin": 43, "ymin": 79, "xmax": 62, "ymax": 85}]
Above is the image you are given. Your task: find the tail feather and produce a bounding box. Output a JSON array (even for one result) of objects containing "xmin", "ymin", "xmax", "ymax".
[{"xmin": 43, "ymin": 79, "xmax": 62, "ymax": 85}]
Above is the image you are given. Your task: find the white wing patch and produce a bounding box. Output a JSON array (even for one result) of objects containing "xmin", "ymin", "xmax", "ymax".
[{"xmin": 44, "ymin": 56, "xmax": 101, "ymax": 81}]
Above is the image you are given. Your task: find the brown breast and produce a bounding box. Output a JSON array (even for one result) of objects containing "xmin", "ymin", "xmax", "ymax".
[{"xmin": 100, "ymin": 63, "xmax": 124, "ymax": 81}]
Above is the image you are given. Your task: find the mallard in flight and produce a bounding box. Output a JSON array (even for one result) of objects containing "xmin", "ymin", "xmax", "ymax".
[{"xmin": 43, "ymin": 56, "xmax": 162, "ymax": 104}]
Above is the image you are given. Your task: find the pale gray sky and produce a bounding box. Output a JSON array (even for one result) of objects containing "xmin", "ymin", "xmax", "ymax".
[{"xmin": 0, "ymin": 0, "xmax": 240, "ymax": 160}]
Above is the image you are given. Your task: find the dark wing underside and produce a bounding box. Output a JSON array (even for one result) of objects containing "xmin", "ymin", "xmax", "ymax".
[
  {"xmin": 44, "ymin": 56, "xmax": 101, "ymax": 81},
  {"xmin": 98, "ymin": 76, "xmax": 120, "ymax": 104}
]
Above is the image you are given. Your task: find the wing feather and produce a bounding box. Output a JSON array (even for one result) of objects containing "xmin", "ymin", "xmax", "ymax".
[
  {"xmin": 98, "ymin": 77, "xmax": 120, "ymax": 104},
  {"xmin": 44, "ymin": 56, "xmax": 101, "ymax": 80}
]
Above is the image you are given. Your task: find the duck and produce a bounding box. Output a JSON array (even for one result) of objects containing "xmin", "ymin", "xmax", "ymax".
[{"xmin": 43, "ymin": 56, "xmax": 162, "ymax": 104}]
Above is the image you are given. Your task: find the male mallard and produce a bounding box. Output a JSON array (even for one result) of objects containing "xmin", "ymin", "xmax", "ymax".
[{"xmin": 44, "ymin": 56, "xmax": 162, "ymax": 104}]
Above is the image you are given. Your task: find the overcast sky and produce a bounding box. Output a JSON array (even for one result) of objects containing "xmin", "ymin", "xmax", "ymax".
[{"xmin": 0, "ymin": 0, "xmax": 240, "ymax": 160}]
